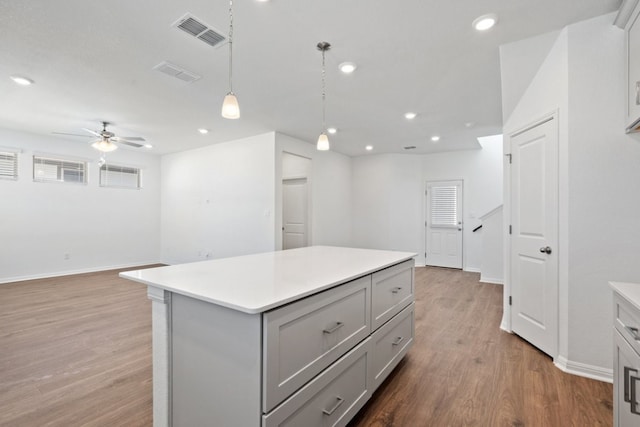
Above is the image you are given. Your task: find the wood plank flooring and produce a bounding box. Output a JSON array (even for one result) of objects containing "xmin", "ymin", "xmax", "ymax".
[
  {"xmin": 0, "ymin": 266, "xmax": 612, "ymax": 426},
  {"xmin": 349, "ymin": 267, "xmax": 613, "ymax": 426}
]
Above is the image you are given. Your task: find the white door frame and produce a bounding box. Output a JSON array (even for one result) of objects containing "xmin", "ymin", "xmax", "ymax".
[
  {"xmin": 424, "ymin": 179, "xmax": 464, "ymax": 269},
  {"xmin": 282, "ymin": 176, "xmax": 310, "ymax": 250},
  {"xmin": 502, "ymin": 111, "xmax": 559, "ymax": 355}
]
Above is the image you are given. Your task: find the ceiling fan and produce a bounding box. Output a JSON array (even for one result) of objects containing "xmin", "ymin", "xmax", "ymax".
[{"xmin": 53, "ymin": 122, "xmax": 148, "ymax": 152}]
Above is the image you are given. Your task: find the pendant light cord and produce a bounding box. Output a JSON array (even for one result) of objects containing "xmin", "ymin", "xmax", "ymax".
[
  {"xmin": 321, "ymin": 48, "xmax": 326, "ymax": 131},
  {"xmin": 228, "ymin": 0, "xmax": 234, "ymax": 93}
]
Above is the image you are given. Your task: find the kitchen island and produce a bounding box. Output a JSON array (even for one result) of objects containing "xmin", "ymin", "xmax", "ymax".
[{"xmin": 121, "ymin": 246, "xmax": 416, "ymax": 427}]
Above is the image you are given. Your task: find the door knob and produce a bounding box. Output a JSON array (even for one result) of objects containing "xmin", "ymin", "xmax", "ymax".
[{"xmin": 539, "ymin": 246, "xmax": 552, "ymax": 254}]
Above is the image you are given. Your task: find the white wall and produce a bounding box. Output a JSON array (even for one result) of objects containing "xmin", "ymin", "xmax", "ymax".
[
  {"xmin": 351, "ymin": 143, "xmax": 503, "ymax": 269},
  {"xmin": 480, "ymin": 206, "xmax": 503, "ymax": 284},
  {"xmin": 501, "ymin": 12, "xmax": 640, "ymax": 377},
  {"xmin": 566, "ymin": 14, "xmax": 640, "ymax": 372},
  {"xmin": 160, "ymin": 133, "xmax": 276, "ymax": 264},
  {"xmin": 275, "ymin": 133, "xmax": 352, "ymax": 249},
  {"xmin": 351, "ymin": 154, "xmax": 424, "ymax": 256},
  {"xmin": 0, "ymin": 128, "xmax": 161, "ymax": 283}
]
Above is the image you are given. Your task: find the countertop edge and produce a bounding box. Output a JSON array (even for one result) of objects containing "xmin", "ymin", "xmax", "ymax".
[{"xmin": 120, "ymin": 250, "xmax": 416, "ymax": 314}]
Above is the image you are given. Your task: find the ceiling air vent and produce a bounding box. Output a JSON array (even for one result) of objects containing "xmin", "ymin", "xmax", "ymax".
[
  {"xmin": 172, "ymin": 13, "xmax": 227, "ymax": 48},
  {"xmin": 404, "ymin": 146, "xmax": 417, "ymax": 150},
  {"xmin": 153, "ymin": 61, "xmax": 201, "ymax": 84}
]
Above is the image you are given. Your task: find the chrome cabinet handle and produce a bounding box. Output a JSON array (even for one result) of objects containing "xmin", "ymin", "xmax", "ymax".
[
  {"xmin": 625, "ymin": 325, "xmax": 640, "ymax": 341},
  {"xmin": 322, "ymin": 396, "xmax": 344, "ymax": 416},
  {"xmin": 323, "ymin": 321, "xmax": 344, "ymax": 334},
  {"xmin": 636, "ymin": 81, "xmax": 640, "ymax": 106},
  {"xmin": 631, "ymin": 373, "xmax": 640, "ymax": 415},
  {"xmin": 625, "ymin": 366, "xmax": 638, "ymax": 402},
  {"xmin": 392, "ymin": 336, "xmax": 404, "ymax": 346},
  {"xmin": 539, "ymin": 246, "xmax": 552, "ymax": 254},
  {"xmin": 391, "ymin": 287, "xmax": 402, "ymax": 294}
]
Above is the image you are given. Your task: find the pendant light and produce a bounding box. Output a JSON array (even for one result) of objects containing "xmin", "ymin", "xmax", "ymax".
[
  {"xmin": 316, "ymin": 41, "xmax": 331, "ymax": 151},
  {"xmin": 221, "ymin": 0, "xmax": 240, "ymax": 119}
]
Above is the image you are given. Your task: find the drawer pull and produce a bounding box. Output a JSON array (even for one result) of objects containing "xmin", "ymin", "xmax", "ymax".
[
  {"xmin": 631, "ymin": 373, "xmax": 640, "ymax": 415},
  {"xmin": 322, "ymin": 396, "xmax": 344, "ymax": 416},
  {"xmin": 625, "ymin": 366, "xmax": 638, "ymax": 402},
  {"xmin": 392, "ymin": 336, "xmax": 404, "ymax": 346},
  {"xmin": 391, "ymin": 287, "xmax": 403, "ymax": 294},
  {"xmin": 323, "ymin": 321, "xmax": 344, "ymax": 334},
  {"xmin": 625, "ymin": 326, "xmax": 640, "ymax": 341}
]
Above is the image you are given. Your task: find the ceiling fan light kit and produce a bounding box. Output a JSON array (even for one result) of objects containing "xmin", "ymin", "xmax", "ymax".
[{"xmin": 92, "ymin": 137, "xmax": 118, "ymax": 152}]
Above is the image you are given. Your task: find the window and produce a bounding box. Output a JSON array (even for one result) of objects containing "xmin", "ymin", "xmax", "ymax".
[
  {"xmin": 100, "ymin": 164, "xmax": 141, "ymax": 189},
  {"xmin": 0, "ymin": 151, "xmax": 18, "ymax": 180},
  {"xmin": 33, "ymin": 156, "xmax": 86, "ymax": 184},
  {"xmin": 429, "ymin": 185, "xmax": 458, "ymax": 227}
]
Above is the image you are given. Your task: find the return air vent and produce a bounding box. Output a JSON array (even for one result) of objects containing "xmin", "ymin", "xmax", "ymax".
[
  {"xmin": 153, "ymin": 61, "xmax": 201, "ymax": 84},
  {"xmin": 172, "ymin": 13, "xmax": 227, "ymax": 48}
]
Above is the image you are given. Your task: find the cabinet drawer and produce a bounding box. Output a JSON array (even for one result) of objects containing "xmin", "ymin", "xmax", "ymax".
[
  {"xmin": 371, "ymin": 259, "xmax": 414, "ymax": 330},
  {"xmin": 263, "ymin": 276, "xmax": 371, "ymax": 412},
  {"xmin": 615, "ymin": 294, "xmax": 640, "ymax": 357},
  {"xmin": 370, "ymin": 302, "xmax": 414, "ymax": 392},
  {"xmin": 263, "ymin": 338, "xmax": 371, "ymax": 427},
  {"xmin": 614, "ymin": 329, "xmax": 640, "ymax": 427}
]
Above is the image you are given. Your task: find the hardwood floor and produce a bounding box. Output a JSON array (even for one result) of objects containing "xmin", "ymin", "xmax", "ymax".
[
  {"xmin": 349, "ymin": 267, "xmax": 613, "ymax": 427},
  {"xmin": 0, "ymin": 266, "xmax": 612, "ymax": 426}
]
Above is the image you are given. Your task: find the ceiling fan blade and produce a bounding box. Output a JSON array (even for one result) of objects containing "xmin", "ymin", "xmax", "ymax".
[
  {"xmin": 52, "ymin": 132, "xmax": 91, "ymax": 137},
  {"xmin": 112, "ymin": 136, "xmax": 146, "ymax": 142},
  {"xmin": 117, "ymin": 140, "xmax": 145, "ymax": 148},
  {"xmin": 82, "ymin": 128, "xmax": 102, "ymax": 137}
]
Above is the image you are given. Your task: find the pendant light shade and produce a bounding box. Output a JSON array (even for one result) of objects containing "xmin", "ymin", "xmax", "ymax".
[
  {"xmin": 221, "ymin": 0, "xmax": 240, "ymax": 119},
  {"xmin": 317, "ymin": 41, "xmax": 331, "ymax": 151},
  {"xmin": 92, "ymin": 137, "xmax": 118, "ymax": 152},
  {"xmin": 317, "ymin": 132, "xmax": 330, "ymax": 151},
  {"xmin": 222, "ymin": 92, "xmax": 240, "ymax": 119}
]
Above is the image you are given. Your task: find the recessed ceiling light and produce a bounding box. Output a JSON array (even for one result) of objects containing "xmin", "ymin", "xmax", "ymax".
[
  {"xmin": 327, "ymin": 127, "xmax": 337, "ymax": 134},
  {"xmin": 144, "ymin": 144, "xmax": 153, "ymax": 149},
  {"xmin": 431, "ymin": 136, "xmax": 440, "ymax": 142},
  {"xmin": 404, "ymin": 112, "xmax": 417, "ymax": 120},
  {"xmin": 10, "ymin": 75, "xmax": 34, "ymax": 86},
  {"xmin": 365, "ymin": 145, "xmax": 373, "ymax": 151},
  {"xmin": 339, "ymin": 62, "xmax": 357, "ymax": 74},
  {"xmin": 464, "ymin": 121, "xmax": 475, "ymax": 128},
  {"xmin": 473, "ymin": 14, "xmax": 498, "ymax": 31},
  {"xmin": 198, "ymin": 128, "xmax": 209, "ymax": 134}
]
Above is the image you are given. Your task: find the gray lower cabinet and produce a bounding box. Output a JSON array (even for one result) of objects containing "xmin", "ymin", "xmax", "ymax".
[
  {"xmin": 612, "ymin": 287, "xmax": 640, "ymax": 426},
  {"xmin": 168, "ymin": 259, "xmax": 415, "ymax": 427}
]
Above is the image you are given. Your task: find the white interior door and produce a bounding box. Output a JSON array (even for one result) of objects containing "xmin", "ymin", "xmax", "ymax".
[
  {"xmin": 425, "ymin": 180, "xmax": 463, "ymax": 269},
  {"xmin": 510, "ymin": 116, "xmax": 558, "ymax": 358},
  {"xmin": 282, "ymin": 178, "xmax": 308, "ymax": 250}
]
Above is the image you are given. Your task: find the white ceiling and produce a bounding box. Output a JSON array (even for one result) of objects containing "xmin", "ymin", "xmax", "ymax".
[{"xmin": 0, "ymin": 0, "xmax": 621, "ymax": 156}]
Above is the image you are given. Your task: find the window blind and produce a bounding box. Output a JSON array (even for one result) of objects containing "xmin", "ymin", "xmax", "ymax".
[
  {"xmin": 100, "ymin": 164, "xmax": 141, "ymax": 189},
  {"xmin": 430, "ymin": 185, "xmax": 458, "ymax": 227},
  {"xmin": 0, "ymin": 151, "xmax": 18, "ymax": 179},
  {"xmin": 33, "ymin": 156, "xmax": 86, "ymax": 184}
]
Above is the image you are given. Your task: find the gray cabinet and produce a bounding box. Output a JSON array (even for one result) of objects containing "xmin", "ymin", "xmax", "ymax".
[{"xmin": 612, "ymin": 285, "xmax": 640, "ymax": 426}]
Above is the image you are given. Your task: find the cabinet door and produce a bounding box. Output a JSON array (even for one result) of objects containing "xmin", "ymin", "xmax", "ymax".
[
  {"xmin": 628, "ymin": 8, "xmax": 640, "ymax": 123},
  {"xmin": 614, "ymin": 330, "xmax": 640, "ymax": 427}
]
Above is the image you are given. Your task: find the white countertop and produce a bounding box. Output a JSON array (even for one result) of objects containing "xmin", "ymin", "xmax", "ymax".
[
  {"xmin": 120, "ymin": 246, "xmax": 416, "ymax": 314},
  {"xmin": 611, "ymin": 281, "xmax": 640, "ymax": 311}
]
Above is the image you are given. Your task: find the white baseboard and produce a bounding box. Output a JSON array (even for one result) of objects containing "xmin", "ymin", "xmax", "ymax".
[
  {"xmin": 480, "ymin": 276, "xmax": 504, "ymax": 285},
  {"xmin": 554, "ymin": 355, "xmax": 613, "ymax": 383},
  {"xmin": 464, "ymin": 267, "xmax": 481, "ymax": 273},
  {"xmin": 0, "ymin": 261, "xmax": 162, "ymax": 284}
]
